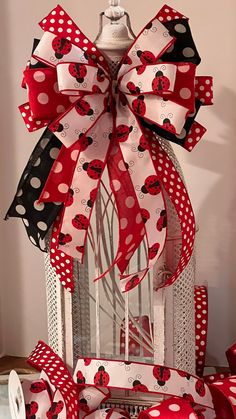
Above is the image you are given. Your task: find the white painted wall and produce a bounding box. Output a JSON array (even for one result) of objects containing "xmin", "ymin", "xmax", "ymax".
[{"xmin": 0, "ymin": 0, "xmax": 235, "ymax": 366}]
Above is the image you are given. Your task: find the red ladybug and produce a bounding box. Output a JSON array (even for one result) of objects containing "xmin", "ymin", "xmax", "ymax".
[
  {"xmin": 152, "ymin": 71, "xmax": 170, "ymax": 93},
  {"xmin": 79, "ymin": 398, "xmax": 89, "ymax": 413},
  {"xmin": 162, "ymin": 118, "xmax": 176, "ymax": 134},
  {"xmin": 126, "ymin": 82, "xmax": 140, "ymax": 94},
  {"xmin": 125, "ymin": 275, "xmax": 140, "ymax": 292},
  {"xmin": 50, "ymin": 121, "xmax": 64, "ymax": 133},
  {"xmin": 52, "ymin": 37, "xmax": 72, "ymax": 59},
  {"xmin": 119, "ymin": 92, "xmax": 128, "ymax": 107},
  {"xmin": 84, "ymin": 358, "xmax": 91, "ymax": 366},
  {"xmin": 83, "ymin": 159, "xmax": 104, "ymax": 180},
  {"xmin": 141, "ymin": 175, "xmax": 161, "ymax": 195},
  {"xmin": 195, "ymin": 379, "xmax": 206, "ymax": 397},
  {"xmin": 136, "ymin": 65, "xmax": 146, "ymax": 75},
  {"xmin": 69, "ymin": 63, "xmax": 87, "ymax": 83},
  {"xmin": 92, "ymin": 85, "xmax": 102, "ymax": 93},
  {"xmin": 77, "ymin": 370, "xmax": 86, "ymax": 385},
  {"xmin": 138, "ymin": 135, "xmax": 149, "ymax": 152},
  {"xmin": 26, "ymin": 401, "xmax": 38, "ymax": 418},
  {"xmin": 78, "ymin": 133, "xmax": 93, "ymax": 151},
  {"xmin": 195, "ymin": 408, "xmax": 206, "ymax": 419},
  {"xmin": 132, "ymin": 380, "xmax": 148, "ymax": 392},
  {"xmin": 30, "ymin": 381, "xmax": 47, "ymax": 393},
  {"xmin": 141, "ymin": 208, "xmax": 150, "ymax": 224},
  {"xmin": 46, "ymin": 401, "xmax": 64, "ymax": 419},
  {"xmin": 72, "ymin": 214, "xmax": 89, "ymax": 230},
  {"xmin": 178, "ymin": 371, "xmax": 191, "ymax": 380},
  {"xmin": 124, "ymin": 56, "xmax": 132, "ymax": 65},
  {"xmin": 137, "ymin": 50, "xmax": 156, "ymax": 65},
  {"xmin": 148, "ymin": 243, "xmax": 160, "ymax": 260},
  {"xmin": 97, "ymin": 68, "xmax": 106, "ymax": 82},
  {"xmin": 58, "ymin": 232, "xmax": 72, "ymax": 245},
  {"xmin": 114, "ymin": 124, "xmax": 133, "ymax": 142},
  {"xmin": 132, "ymin": 95, "xmax": 146, "ymax": 116},
  {"xmin": 87, "ymin": 188, "xmax": 97, "ymax": 208},
  {"xmin": 65, "ymin": 188, "xmax": 74, "ymax": 207},
  {"xmin": 94, "ymin": 366, "xmax": 110, "ymax": 386},
  {"xmin": 153, "ymin": 366, "xmax": 171, "ymax": 386},
  {"xmin": 75, "ymin": 98, "xmax": 94, "ymax": 116},
  {"xmin": 76, "ymin": 245, "xmax": 85, "ymax": 253},
  {"xmin": 156, "ymin": 210, "xmax": 167, "ymax": 232}
]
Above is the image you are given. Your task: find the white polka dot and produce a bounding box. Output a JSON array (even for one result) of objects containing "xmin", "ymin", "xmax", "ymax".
[
  {"xmin": 125, "ymin": 196, "xmax": 135, "ymax": 208},
  {"xmin": 71, "ymin": 150, "xmax": 79, "ymax": 161},
  {"xmin": 230, "ymin": 379, "xmax": 236, "ymax": 384},
  {"xmin": 120, "ymin": 218, "xmax": 128, "ymax": 230},
  {"xmin": 23, "ymin": 219, "xmax": 29, "ymax": 227},
  {"xmin": 37, "ymin": 93, "xmax": 49, "ymax": 105},
  {"xmin": 54, "ymin": 82, "xmax": 59, "ymax": 93},
  {"xmin": 33, "ymin": 71, "xmax": 46, "ymax": 82},
  {"xmin": 177, "ymin": 128, "xmax": 186, "ymax": 139},
  {"xmin": 125, "ymin": 252, "xmax": 133, "ymax": 261},
  {"xmin": 175, "ymin": 23, "xmax": 186, "ymax": 33},
  {"xmin": 83, "ymin": 39, "xmax": 89, "ymax": 44},
  {"xmin": 230, "ymin": 387, "xmax": 236, "ymax": 394},
  {"xmin": 58, "ymin": 28, "xmax": 63, "ymax": 33},
  {"xmin": 53, "ymin": 162, "xmax": 63, "ymax": 173},
  {"xmin": 136, "ymin": 213, "xmax": 142, "ymax": 224},
  {"xmin": 33, "ymin": 157, "xmax": 41, "ymax": 167},
  {"xmin": 16, "ymin": 189, "xmax": 23, "ymax": 197},
  {"xmin": 189, "ymin": 414, "xmax": 197, "ymax": 419},
  {"xmin": 58, "ymin": 183, "xmax": 69, "ymax": 193},
  {"xmin": 67, "ymin": 28, "xmax": 72, "ymax": 33},
  {"xmin": 42, "ymin": 192, "xmax": 50, "ymax": 199},
  {"xmin": 125, "ymin": 234, "xmax": 133, "ymax": 245},
  {"xmin": 180, "ymin": 88, "xmax": 191, "ymax": 99},
  {"xmin": 30, "ymin": 177, "xmax": 41, "ymax": 188},
  {"xmin": 149, "ymin": 410, "xmax": 160, "ymax": 417},
  {"xmin": 16, "ymin": 205, "xmax": 26, "ymax": 215},
  {"xmin": 21, "ymin": 112, "xmax": 26, "ymax": 117},
  {"xmin": 178, "ymin": 64, "xmax": 190, "ymax": 73},
  {"xmin": 34, "ymin": 201, "xmax": 45, "ymax": 211},
  {"xmin": 69, "ymin": 96, "xmax": 78, "ymax": 103},
  {"xmin": 50, "ymin": 148, "xmax": 60, "ymax": 159},
  {"xmin": 75, "ymin": 37, "xmax": 80, "ymax": 43},
  {"xmin": 29, "ymin": 236, "xmax": 37, "ymax": 245},
  {"xmin": 49, "ymin": 27, "xmax": 55, "ymax": 32},
  {"xmin": 37, "ymin": 221, "xmax": 47, "ymax": 231},
  {"xmin": 57, "ymin": 105, "xmax": 65, "ymax": 114},
  {"xmin": 118, "ymin": 160, "xmax": 126, "ymax": 172},
  {"xmin": 168, "ymin": 404, "xmax": 180, "ymax": 412},
  {"xmin": 112, "ymin": 180, "xmax": 121, "ymax": 191},
  {"xmin": 229, "ymin": 396, "xmax": 236, "ymax": 405},
  {"xmin": 183, "ymin": 47, "xmax": 195, "ymax": 58}
]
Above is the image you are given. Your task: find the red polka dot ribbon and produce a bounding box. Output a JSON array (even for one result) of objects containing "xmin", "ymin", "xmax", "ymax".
[{"xmin": 18, "ymin": 4, "xmax": 213, "ymax": 293}]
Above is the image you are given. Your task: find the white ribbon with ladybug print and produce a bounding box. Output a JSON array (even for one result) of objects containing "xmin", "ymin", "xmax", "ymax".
[{"xmin": 18, "ymin": 4, "xmax": 213, "ymax": 293}]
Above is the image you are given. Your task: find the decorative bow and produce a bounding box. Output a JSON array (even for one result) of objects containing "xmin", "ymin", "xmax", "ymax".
[{"xmin": 7, "ymin": 4, "xmax": 213, "ymax": 292}]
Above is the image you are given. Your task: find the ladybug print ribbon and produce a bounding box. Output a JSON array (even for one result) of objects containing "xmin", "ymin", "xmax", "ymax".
[{"xmin": 9, "ymin": 3, "xmax": 213, "ymax": 292}]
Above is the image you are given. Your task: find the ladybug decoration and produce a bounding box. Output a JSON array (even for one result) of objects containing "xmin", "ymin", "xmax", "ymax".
[
  {"xmin": 195, "ymin": 379, "xmax": 206, "ymax": 397},
  {"xmin": 25, "ymin": 401, "xmax": 38, "ymax": 419},
  {"xmin": 137, "ymin": 50, "xmax": 156, "ymax": 65},
  {"xmin": 153, "ymin": 366, "xmax": 171, "ymax": 386},
  {"xmin": 136, "ymin": 65, "xmax": 146, "ymax": 76},
  {"xmin": 52, "ymin": 37, "xmax": 72, "ymax": 59},
  {"xmin": 124, "ymin": 56, "xmax": 133, "ymax": 65},
  {"xmin": 92, "ymin": 85, "xmax": 102, "ymax": 93},
  {"xmin": 69, "ymin": 63, "xmax": 87, "ymax": 83},
  {"xmin": 87, "ymin": 188, "xmax": 97, "ymax": 208},
  {"xmin": 46, "ymin": 401, "xmax": 64, "ymax": 419},
  {"xmin": 126, "ymin": 82, "xmax": 141, "ymax": 95},
  {"xmin": 162, "ymin": 118, "xmax": 176, "ymax": 134},
  {"xmin": 183, "ymin": 393, "xmax": 194, "ymax": 405},
  {"xmin": 152, "ymin": 71, "xmax": 170, "ymax": 93},
  {"xmin": 140, "ymin": 208, "xmax": 150, "ymax": 224},
  {"xmin": 97, "ymin": 68, "xmax": 106, "ymax": 82},
  {"xmin": 125, "ymin": 275, "xmax": 140, "ymax": 292},
  {"xmin": 77, "ymin": 370, "xmax": 86, "ymax": 385},
  {"xmin": 58, "ymin": 232, "xmax": 72, "ymax": 245},
  {"xmin": 141, "ymin": 175, "xmax": 161, "ymax": 195},
  {"xmin": 195, "ymin": 408, "xmax": 206, "ymax": 419},
  {"xmin": 138, "ymin": 135, "xmax": 149, "ymax": 152},
  {"xmin": 65, "ymin": 188, "xmax": 74, "ymax": 207},
  {"xmin": 94, "ymin": 366, "xmax": 110, "ymax": 386},
  {"xmin": 178, "ymin": 370, "xmax": 191, "ymax": 380},
  {"xmin": 78, "ymin": 133, "xmax": 93, "ymax": 151},
  {"xmin": 83, "ymin": 159, "xmax": 104, "ymax": 180},
  {"xmin": 132, "ymin": 380, "xmax": 148, "ymax": 392},
  {"xmin": 145, "ymin": 22, "xmax": 153, "ymax": 30},
  {"xmin": 111, "ymin": 124, "xmax": 133, "ymax": 142},
  {"xmin": 148, "ymin": 243, "xmax": 160, "ymax": 260},
  {"xmin": 50, "ymin": 121, "xmax": 64, "ymax": 133},
  {"xmin": 76, "ymin": 245, "xmax": 85, "ymax": 253},
  {"xmin": 132, "ymin": 95, "xmax": 146, "ymax": 116},
  {"xmin": 79, "ymin": 398, "xmax": 89, "ymax": 413},
  {"xmin": 156, "ymin": 210, "xmax": 167, "ymax": 232},
  {"xmin": 75, "ymin": 98, "xmax": 94, "ymax": 116},
  {"xmin": 72, "ymin": 214, "xmax": 89, "ymax": 230},
  {"xmin": 84, "ymin": 358, "xmax": 92, "ymax": 366},
  {"xmin": 30, "ymin": 381, "xmax": 47, "ymax": 393}
]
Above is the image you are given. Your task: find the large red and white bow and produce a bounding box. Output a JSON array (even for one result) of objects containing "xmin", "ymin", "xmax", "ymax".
[{"xmin": 19, "ymin": 4, "xmax": 213, "ymax": 292}]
